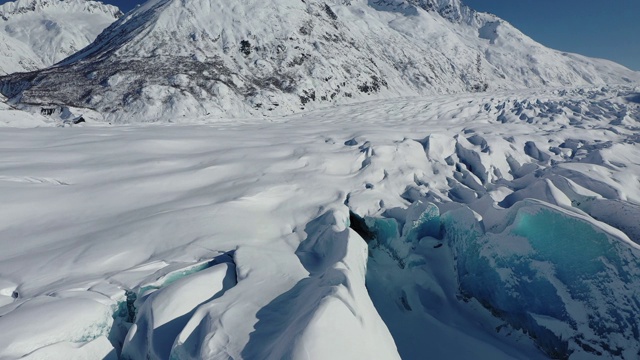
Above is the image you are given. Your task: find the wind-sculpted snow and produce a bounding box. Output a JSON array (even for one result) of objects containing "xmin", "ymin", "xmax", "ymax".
[
  {"xmin": 1, "ymin": 87, "xmax": 640, "ymax": 358},
  {"xmin": 0, "ymin": 0, "xmax": 638, "ymax": 121},
  {"xmin": 121, "ymin": 259, "xmax": 237, "ymax": 359}
]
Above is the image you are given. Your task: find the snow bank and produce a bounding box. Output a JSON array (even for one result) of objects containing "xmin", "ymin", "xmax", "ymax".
[
  {"xmin": 122, "ymin": 262, "xmax": 237, "ymax": 359},
  {"xmin": 0, "ymin": 297, "xmax": 116, "ymax": 359},
  {"xmin": 0, "ymin": 96, "xmax": 53, "ymax": 127}
]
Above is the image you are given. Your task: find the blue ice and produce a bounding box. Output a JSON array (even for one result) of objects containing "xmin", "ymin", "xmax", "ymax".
[{"xmin": 443, "ymin": 201, "xmax": 640, "ymax": 358}]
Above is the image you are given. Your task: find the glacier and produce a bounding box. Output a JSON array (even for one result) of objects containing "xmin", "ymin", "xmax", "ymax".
[
  {"xmin": 1, "ymin": 86, "xmax": 640, "ymax": 358},
  {"xmin": 0, "ymin": 0, "xmax": 640, "ymax": 359},
  {"xmin": 363, "ymin": 196, "xmax": 640, "ymax": 359},
  {"xmin": 444, "ymin": 201, "xmax": 640, "ymax": 358}
]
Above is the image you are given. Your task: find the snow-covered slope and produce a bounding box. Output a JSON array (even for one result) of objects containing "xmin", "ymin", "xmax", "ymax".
[
  {"xmin": 0, "ymin": 0, "xmax": 122, "ymax": 75},
  {"xmin": 1, "ymin": 0, "xmax": 638, "ymax": 122},
  {"xmin": 1, "ymin": 86, "xmax": 640, "ymax": 359}
]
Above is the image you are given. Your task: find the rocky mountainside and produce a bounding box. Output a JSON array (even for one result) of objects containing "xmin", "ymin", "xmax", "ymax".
[
  {"xmin": 0, "ymin": 0, "xmax": 638, "ymax": 122},
  {"xmin": 0, "ymin": 0, "xmax": 122, "ymax": 75}
]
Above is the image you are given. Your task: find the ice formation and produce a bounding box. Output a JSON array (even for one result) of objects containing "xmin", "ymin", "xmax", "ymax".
[{"xmin": 444, "ymin": 201, "xmax": 640, "ymax": 358}]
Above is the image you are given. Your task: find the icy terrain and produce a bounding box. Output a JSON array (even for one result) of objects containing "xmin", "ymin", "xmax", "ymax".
[
  {"xmin": 1, "ymin": 0, "xmax": 639, "ymax": 121},
  {"xmin": 1, "ymin": 86, "xmax": 640, "ymax": 359},
  {"xmin": 0, "ymin": 0, "xmax": 122, "ymax": 75}
]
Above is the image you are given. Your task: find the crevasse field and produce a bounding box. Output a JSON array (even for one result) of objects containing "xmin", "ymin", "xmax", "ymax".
[{"xmin": 1, "ymin": 86, "xmax": 640, "ymax": 359}]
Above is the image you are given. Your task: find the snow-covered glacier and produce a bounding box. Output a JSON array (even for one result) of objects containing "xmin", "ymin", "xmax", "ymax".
[
  {"xmin": 364, "ymin": 195, "xmax": 640, "ymax": 359},
  {"xmin": 1, "ymin": 0, "xmax": 640, "ymax": 358},
  {"xmin": 1, "ymin": 86, "xmax": 640, "ymax": 359}
]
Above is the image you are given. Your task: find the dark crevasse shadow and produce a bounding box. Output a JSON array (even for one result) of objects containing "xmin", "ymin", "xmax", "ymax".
[
  {"xmin": 241, "ymin": 211, "xmax": 350, "ymax": 360},
  {"xmin": 101, "ymin": 348, "xmax": 118, "ymax": 360}
]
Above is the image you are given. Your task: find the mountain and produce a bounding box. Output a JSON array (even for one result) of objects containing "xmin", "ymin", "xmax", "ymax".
[
  {"xmin": 0, "ymin": 0, "xmax": 638, "ymax": 122},
  {"xmin": 0, "ymin": 0, "xmax": 122, "ymax": 75}
]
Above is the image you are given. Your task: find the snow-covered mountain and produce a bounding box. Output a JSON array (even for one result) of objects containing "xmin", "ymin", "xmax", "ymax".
[
  {"xmin": 1, "ymin": 0, "xmax": 638, "ymax": 122},
  {"xmin": 0, "ymin": 0, "xmax": 122, "ymax": 75},
  {"xmin": 0, "ymin": 31, "xmax": 41, "ymax": 75}
]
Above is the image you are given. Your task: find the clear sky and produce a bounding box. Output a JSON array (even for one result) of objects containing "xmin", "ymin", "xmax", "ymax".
[{"xmin": 2, "ymin": 0, "xmax": 638, "ymax": 70}]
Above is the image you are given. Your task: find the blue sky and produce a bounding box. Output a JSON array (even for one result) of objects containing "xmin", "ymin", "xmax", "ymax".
[
  {"xmin": 464, "ymin": 0, "xmax": 640, "ymax": 70},
  {"xmin": 1, "ymin": 0, "xmax": 638, "ymax": 70}
]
